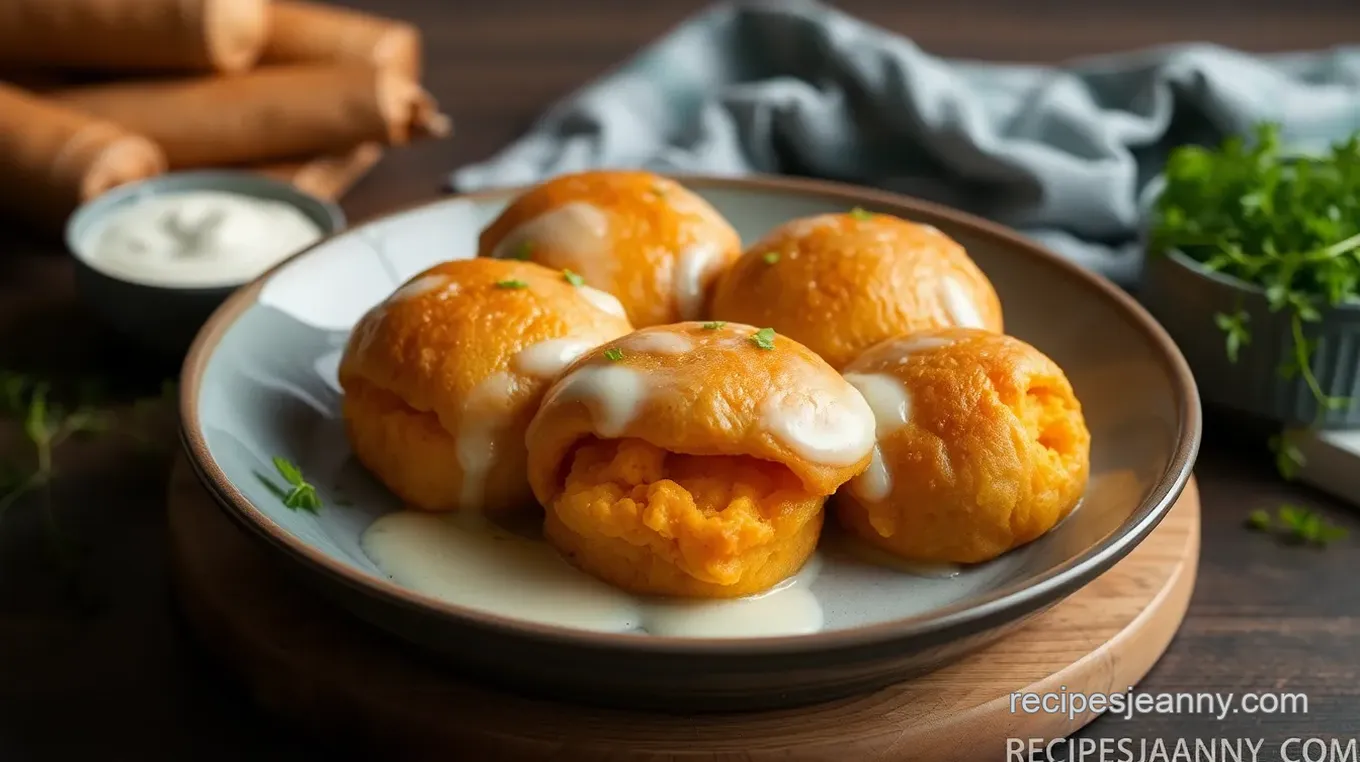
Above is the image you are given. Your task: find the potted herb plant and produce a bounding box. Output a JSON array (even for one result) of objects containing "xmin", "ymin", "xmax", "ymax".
[{"xmin": 1141, "ymin": 124, "xmax": 1360, "ymax": 439}]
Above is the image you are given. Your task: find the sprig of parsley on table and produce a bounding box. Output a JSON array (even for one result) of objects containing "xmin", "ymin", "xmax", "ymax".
[
  {"xmin": 0, "ymin": 372, "xmax": 178, "ymax": 571},
  {"xmin": 0, "ymin": 374, "xmax": 113, "ymax": 522},
  {"xmin": 1151, "ymin": 123, "xmax": 1360, "ymax": 413},
  {"xmin": 1246, "ymin": 504, "xmax": 1348, "ymax": 547}
]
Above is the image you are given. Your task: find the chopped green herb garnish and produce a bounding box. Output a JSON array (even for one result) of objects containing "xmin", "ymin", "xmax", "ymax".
[
  {"xmin": 749, "ymin": 327, "xmax": 776, "ymax": 350},
  {"xmin": 562, "ymin": 269, "xmax": 585, "ymax": 286},
  {"xmin": 270, "ymin": 456, "xmax": 321, "ymax": 513},
  {"xmin": 1213, "ymin": 309, "xmax": 1251, "ymax": 364},
  {"xmin": 1280, "ymin": 504, "xmax": 1347, "ymax": 546},
  {"xmin": 603, "ymin": 348, "xmax": 624, "ymax": 362},
  {"xmin": 849, "ymin": 207, "xmax": 874, "ymax": 221},
  {"xmin": 1269, "ymin": 433, "xmax": 1306, "ymax": 481},
  {"xmin": 509, "ymin": 241, "xmax": 533, "ymax": 260},
  {"xmin": 495, "ymin": 279, "xmax": 529, "ymax": 290},
  {"xmin": 702, "ymin": 321, "xmax": 727, "ymax": 330},
  {"xmin": 762, "ymin": 251, "xmax": 780, "ymax": 265},
  {"xmin": 1246, "ymin": 503, "xmax": 1348, "ymax": 546},
  {"xmin": 0, "ymin": 372, "xmax": 179, "ymax": 582},
  {"xmin": 1245, "ymin": 509, "xmax": 1273, "ymax": 531}
]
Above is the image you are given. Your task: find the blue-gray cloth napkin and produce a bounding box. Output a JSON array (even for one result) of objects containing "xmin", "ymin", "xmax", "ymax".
[{"xmin": 450, "ymin": 0, "xmax": 1360, "ymax": 285}]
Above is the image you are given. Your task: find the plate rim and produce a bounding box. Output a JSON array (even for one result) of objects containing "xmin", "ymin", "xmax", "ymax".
[{"xmin": 178, "ymin": 172, "xmax": 1202, "ymax": 656}]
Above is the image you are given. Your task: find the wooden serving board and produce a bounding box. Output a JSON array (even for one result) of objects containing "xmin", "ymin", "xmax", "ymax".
[{"xmin": 167, "ymin": 458, "xmax": 1199, "ymax": 761}]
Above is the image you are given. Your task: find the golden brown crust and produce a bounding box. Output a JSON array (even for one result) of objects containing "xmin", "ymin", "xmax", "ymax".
[
  {"xmin": 711, "ymin": 213, "xmax": 1003, "ymax": 369},
  {"xmin": 339, "ymin": 258, "xmax": 632, "ymax": 513},
  {"xmin": 476, "ymin": 171, "xmax": 742, "ymax": 327},
  {"xmin": 525, "ymin": 322, "xmax": 877, "ymax": 506},
  {"xmin": 836, "ymin": 328, "xmax": 1090, "ymax": 563}
]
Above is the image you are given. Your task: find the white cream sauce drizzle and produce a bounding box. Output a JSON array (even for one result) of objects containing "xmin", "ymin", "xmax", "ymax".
[
  {"xmin": 578, "ymin": 285, "xmax": 627, "ymax": 319},
  {"xmin": 843, "ymin": 373, "xmax": 913, "ymax": 503},
  {"xmin": 390, "ymin": 273, "xmax": 450, "ymax": 302},
  {"xmin": 940, "ymin": 276, "xmax": 985, "ymax": 328},
  {"xmin": 673, "ymin": 243, "xmax": 722, "ymax": 320},
  {"xmin": 361, "ymin": 514, "xmax": 824, "ymax": 637},
  {"xmin": 889, "ymin": 334, "xmax": 957, "ymax": 356},
  {"xmin": 541, "ymin": 364, "xmax": 647, "ymax": 438},
  {"xmin": 454, "ymin": 338, "xmax": 599, "ymax": 513},
  {"xmin": 513, "ymin": 338, "xmax": 594, "ymax": 380},
  {"xmin": 843, "ymin": 373, "xmax": 911, "ymax": 436},
  {"xmin": 759, "ymin": 382, "xmax": 876, "ymax": 467},
  {"xmin": 618, "ymin": 331, "xmax": 694, "ymax": 356},
  {"xmin": 493, "ymin": 202, "xmax": 613, "ymax": 282},
  {"xmin": 853, "ymin": 446, "xmax": 893, "ymax": 502},
  {"xmin": 455, "ymin": 371, "xmax": 522, "ymax": 513}
]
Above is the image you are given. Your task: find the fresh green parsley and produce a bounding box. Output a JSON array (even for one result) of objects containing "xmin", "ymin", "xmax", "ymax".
[
  {"xmin": 603, "ymin": 348, "xmax": 624, "ymax": 362},
  {"xmin": 702, "ymin": 321, "xmax": 727, "ymax": 330},
  {"xmin": 509, "ymin": 241, "xmax": 533, "ymax": 260},
  {"xmin": 849, "ymin": 207, "xmax": 874, "ymax": 221},
  {"xmin": 1268, "ymin": 433, "xmax": 1306, "ymax": 481},
  {"xmin": 1247, "ymin": 504, "xmax": 1348, "ymax": 547},
  {"xmin": 495, "ymin": 279, "xmax": 529, "ymax": 290},
  {"xmin": 762, "ymin": 251, "xmax": 780, "ymax": 265},
  {"xmin": 269, "ymin": 456, "xmax": 321, "ymax": 513},
  {"xmin": 1213, "ymin": 309, "xmax": 1251, "ymax": 364},
  {"xmin": 1152, "ymin": 123, "xmax": 1360, "ymax": 415},
  {"xmin": 1245, "ymin": 509, "xmax": 1273, "ymax": 531},
  {"xmin": 0, "ymin": 372, "xmax": 173, "ymax": 572},
  {"xmin": 749, "ymin": 327, "xmax": 776, "ymax": 350},
  {"xmin": 562, "ymin": 269, "xmax": 585, "ymax": 287}
]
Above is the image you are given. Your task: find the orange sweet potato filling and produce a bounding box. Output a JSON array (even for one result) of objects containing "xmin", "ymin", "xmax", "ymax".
[
  {"xmin": 552, "ymin": 438, "xmax": 822, "ymax": 587},
  {"xmin": 1016, "ymin": 382, "xmax": 1089, "ymax": 507}
]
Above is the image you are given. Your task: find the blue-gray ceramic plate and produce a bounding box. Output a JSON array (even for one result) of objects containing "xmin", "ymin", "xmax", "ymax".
[{"xmin": 180, "ymin": 175, "xmax": 1200, "ymax": 711}]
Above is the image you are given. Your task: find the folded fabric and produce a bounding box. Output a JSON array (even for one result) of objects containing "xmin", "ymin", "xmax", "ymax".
[{"xmin": 450, "ymin": 0, "xmax": 1360, "ymax": 286}]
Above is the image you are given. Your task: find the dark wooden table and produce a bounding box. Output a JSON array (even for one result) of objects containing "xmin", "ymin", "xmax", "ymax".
[{"xmin": 3, "ymin": 1, "xmax": 1360, "ymax": 759}]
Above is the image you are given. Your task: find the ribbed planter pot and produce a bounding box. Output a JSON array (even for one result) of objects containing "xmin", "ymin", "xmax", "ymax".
[{"xmin": 1141, "ymin": 248, "xmax": 1360, "ymax": 428}]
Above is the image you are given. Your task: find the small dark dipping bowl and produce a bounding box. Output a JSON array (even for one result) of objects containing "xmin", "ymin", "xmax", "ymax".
[{"xmin": 66, "ymin": 170, "xmax": 346, "ymax": 357}]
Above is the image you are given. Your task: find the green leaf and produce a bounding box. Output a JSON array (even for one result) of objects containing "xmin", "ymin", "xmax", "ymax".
[
  {"xmin": 749, "ymin": 327, "xmax": 777, "ymax": 350},
  {"xmin": 1245, "ymin": 509, "xmax": 1272, "ymax": 531},
  {"xmin": 273, "ymin": 456, "xmax": 304, "ymax": 487},
  {"xmin": 261, "ymin": 460, "xmax": 322, "ymax": 514},
  {"xmin": 509, "ymin": 241, "xmax": 533, "ymax": 260},
  {"xmin": 762, "ymin": 251, "xmax": 780, "ymax": 265},
  {"xmin": 562, "ymin": 269, "xmax": 585, "ymax": 287},
  {"xmin": 603, "ymin": 348, "xmax": 624, "ymax": 362},
  {"xmin": 495, "ymin": 279, "xmax": 529, "ymax": 290},
  {"xmin": 64, "ymin": 407, "xmax": 112, "ymax": 436},
  {"xmin": 1278, "ymin": 504, "xmax": 1307, "ymax": 530},
  {"xmin": 283, "ymin": 485, "xmax": 321, "ymax": 514},
  {"xmin": 1270, "ymin": 433, "xmax": 1306, "ymax": 481},
  {"xmin": 23, "ymin": 383, "xmax": 50, "ymax": 446},
  {"xmin": 849, "ymin": 207, "xmax": 874, "ymax": 221},
  {"xmin": 0, "ymin": 372, "xmax": 28, "ymax": 413},
  {"xmin": 1213, "ymin": 310, "xmax": 1250, "ymax": 363},
  {"xmin": 701, "ymin": 321, "xmax": 726, "ymax": 330}
]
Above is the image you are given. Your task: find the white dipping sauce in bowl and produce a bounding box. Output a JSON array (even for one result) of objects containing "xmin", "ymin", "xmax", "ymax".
[
  {"xmin": 65, "ymin": 170, "xmax": 345, "ymax": 355},
  {"xmin": 82, "ymin": 190, "xmax": 325, "ymax": 288}
]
